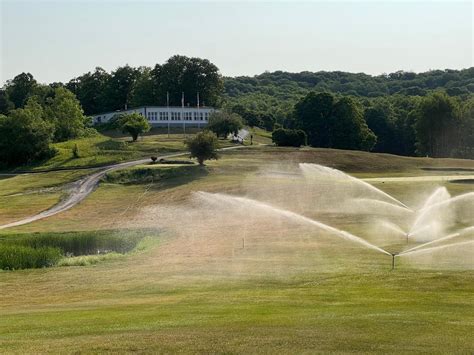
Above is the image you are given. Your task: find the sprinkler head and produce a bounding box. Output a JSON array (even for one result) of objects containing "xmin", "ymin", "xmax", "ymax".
[{"xmin": 390, "ymin": 253, "xmax": 398, "ymax": 270}]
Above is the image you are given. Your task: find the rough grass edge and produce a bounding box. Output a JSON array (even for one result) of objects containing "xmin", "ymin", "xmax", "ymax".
[{"xmin": 57, "ymin": 236, "xmax": 159, "ymax": 267}]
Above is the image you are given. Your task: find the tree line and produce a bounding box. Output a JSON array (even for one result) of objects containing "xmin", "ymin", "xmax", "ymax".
[
  {"xmin": 1, "ymin": 55, "xmax": 473, "ymax": 166},
  {"xmin": 0, "ymin": 55, "xmax": 223, "ymax": 117},
  {"xmin": 272, "ymin": 91, "xmax": 473, "ymax": 158},
  {"xmin": 225, "ymin": 68, "xmax": 474, "ymax": 100}
]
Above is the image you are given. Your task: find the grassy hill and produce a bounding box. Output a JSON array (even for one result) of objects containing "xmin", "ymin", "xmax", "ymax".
[{"xmin": 0, "ymin": 146, "xmax": 473, "ymax": 353}]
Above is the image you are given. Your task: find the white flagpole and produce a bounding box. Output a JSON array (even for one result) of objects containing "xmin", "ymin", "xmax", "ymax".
[
  {"xmin": 167, "ymin": 91, "xmax": 170, "ymax": 138},
  {"xmin": 182, "ymin": 91, "xmax": 186, "ymax": 137},
  {"xmin": 197, "ymin": 91, "xmax": 200, "ymax": 130}
]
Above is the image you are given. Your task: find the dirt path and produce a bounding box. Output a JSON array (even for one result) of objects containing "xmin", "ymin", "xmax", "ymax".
[{"xmin": 0, "ymin": 146, "xmax": 250, "ymax": 230}]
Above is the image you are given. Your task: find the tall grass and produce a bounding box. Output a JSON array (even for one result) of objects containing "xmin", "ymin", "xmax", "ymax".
[
  {"xmin": 0, "ymin": 229, "xmax": 153, "ymax": 270},
  {"xmin": 0, "ymin": 245, "xmax": 62, "ymax": 270}
]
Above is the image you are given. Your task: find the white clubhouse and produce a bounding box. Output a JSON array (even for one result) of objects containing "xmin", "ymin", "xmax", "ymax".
[{"xmin": 92, "ymin": 106, "xmax": 215, "ymax": 127}]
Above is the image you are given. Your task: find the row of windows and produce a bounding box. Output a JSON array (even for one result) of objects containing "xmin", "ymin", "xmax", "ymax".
[{"xmin": 147, "ymin": 111, "xmax": 209, "ymax": 121}]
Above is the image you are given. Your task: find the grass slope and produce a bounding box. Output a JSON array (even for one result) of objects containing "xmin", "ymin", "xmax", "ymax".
[{"xmin": 0, "ymin": 146, "xmax": 473, "ymax": 353}]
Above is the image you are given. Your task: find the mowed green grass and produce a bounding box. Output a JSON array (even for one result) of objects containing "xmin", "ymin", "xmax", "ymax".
[
  {"xmin": 0, "ymin": 129, "xmax": 239, "ymax": 225},
  {"xmin": 4, "ymin": 127, "xmax": 236, "ymax": 173},
  {"xmin": 0, "ymin": 170, "xmax": 93, "ymax": 225},
  {"xmin": 1, "ymin": 269, "xmax": 472, "ymax": 353},
  {"xmin": 0, "ymin": 146, "xmax": 473, "ymax": 353},
  {"xmin": 16, "ymin": 130, "xmax": 188, "ymax": 172}
]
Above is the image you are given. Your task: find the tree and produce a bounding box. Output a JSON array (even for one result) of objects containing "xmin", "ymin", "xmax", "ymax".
[
  {"xmin": 207, "ymin": 111, "xmax": 243, "ymax": 138},
  {"xmin": 272, "ymin": 128, "xmax": 306, "ymax": 147},
  {"xmin": 258, "ymin": 112, "xmax": 275, "ymax": 131},
  {"xmin": 66, "ymin": 67, "xmax": 110, "ymax": 115},
  {"xmin": 186, "ymin": 131, "xmax": 219, "ymax": 165},
  {"xmin": 153, "ymin": 55, "xmax": 223, "ymax": 107},
  {"xmin": 0, "ymin": 90, "xmax": 14, "ymax": 115},
  {"xmin": 129, "ymin": 67, "xmax": 156, "ymax": 107},
  {"xmin": 294, "ymin": 92, "xmax": 334, "ymax": 147},
  {"xmin": 118, "ymin": 112, "xmax": 150, "ymax": 141},
  {"xmin": 414, "ymin": 92, "xmax": 461, "ymax": 157},
  {"xmin": 457, "ymin": 97, "xmax": 474, "ymax": 158},
  {"xmin": 44, "ymin": 87, "xmax": 88, "ymax": 142},
  {"xmin": 103, "ymin": 65, "xmax": 140, "ymax": 111},
  {"xmin": 5, "ymin": 72, "xmax": 37, "ymax": 108},
  {"xmin": 364, "ymin": 100, "xmax": 398, "ymax": 153},
  {"xmin": 0, "ymin": 98, "xmax": 54, "ymax": 166},
  {"xmin": 329, "ymin": 97, "xmax": 376, "ymax": 151},
  {"xmin": 294, "ymin": 92, "xmax": 376, "ymax": 151}
]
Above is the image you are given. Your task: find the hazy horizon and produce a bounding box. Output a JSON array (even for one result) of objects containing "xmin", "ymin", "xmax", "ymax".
[{"xmin": 1, "ymin": 0, "xmax": 472, "ymax": 85}]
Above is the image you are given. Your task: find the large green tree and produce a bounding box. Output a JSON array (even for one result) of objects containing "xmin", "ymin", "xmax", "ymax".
[
  {"xmin": 294, "ymin": 92, "xmax": 334, "ymax": 147},
  {"xmin": 153, "ymin": 55, "xmax": 223, "ymax": 107},
  {"xmin": 207, "ymin": 111, "xmax": 243, "ymax": 138},
  {"xmin": 0, "ymin": 98, "xmax": 54, "ymax": 166},
  {"xmin": 66, "ymin": 67, "xmax": 110, "ymax": 115},
  {"xmin": 364, "ymin": 100, "xmax": 398, "ymax": 153},
  {"xmin": 45, "ymin": 87, "xmax": 88, "ymax": 142},
  {"xmin": 5, "ymin": 72, "xmax": 37, "ymax": 108},
  {"xmin": 104, "ymin": 65, "xmax": 140, "ymax": 111},
  {"xmin": 294, "ymin": 92, "xmax": 376, "ymax": 151},
  {"xmin": 414, "ymin": 91, "xmax": 461, "ymax": 157},
  {"xmin": 329, "ymin": 97, "xmax": 376, "ymax": 151},
  {"xmin": 458, "ymin": 97, "xmax": 474, "ymax": 158},
  {"xmin": 129, "ymin": 67, "xmax": 156, "ymax": 107}
]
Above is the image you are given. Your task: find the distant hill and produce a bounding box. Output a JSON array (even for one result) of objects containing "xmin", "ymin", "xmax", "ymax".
[{"xmin": 224, "ymin": 68, "xmax": 474, "ymax": 100}]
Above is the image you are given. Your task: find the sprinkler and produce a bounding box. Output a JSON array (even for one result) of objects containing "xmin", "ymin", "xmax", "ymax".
[{"xmin": 391, "ymin": 253, "xmax": 398, "ymax": 270}]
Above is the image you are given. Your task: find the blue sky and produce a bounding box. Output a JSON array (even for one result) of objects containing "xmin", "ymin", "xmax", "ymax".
[{"xmin": 1, "ymin": 0, "xmax": 472, "ymax": 84}]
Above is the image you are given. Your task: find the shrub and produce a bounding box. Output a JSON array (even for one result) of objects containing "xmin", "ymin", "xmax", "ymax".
[
  {"xmin": 117, "ymin": 112, "xmax": 151, "ymax": 141},
  {"xmin": 272, "ymin": 128, "xmax": 307, "ymax": 147},
  {"xmin": 72, "ymin": 144, "xmax": 80, "ymax": 158},
  {"xmin": 186, "ymin": 131, "xmax": 219, "ymax": 165}
]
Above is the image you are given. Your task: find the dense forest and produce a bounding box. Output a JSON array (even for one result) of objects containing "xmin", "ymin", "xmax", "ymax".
[
  {"xmin": 1, "ymin": 55, "xmax": 473, "ymax": 166},
  {"xmin": 223, "ymin": 68, "xmax": 474, "ymax": 120}
]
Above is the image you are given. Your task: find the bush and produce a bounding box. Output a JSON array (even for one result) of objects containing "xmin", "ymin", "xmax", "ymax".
[
  {"xmin": 0, "ymin": 245, "xmax": 62, "ymax": 270},
  {"xmin": 186, "ymin": 131, "xmax": 219, "ymax": 165},
  {"xmin": 117, "ymin": 112, "xmax": 151, "ymax": 141},
  {"xmin": 272, "ymin": 128, "xmax": 307, "ymax": 147},
  {"xmin": 72, "ymin": 144, "xmax": 80, "ymax": 158}
]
